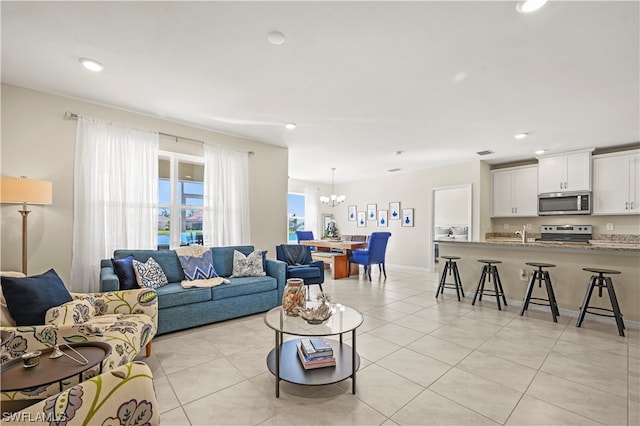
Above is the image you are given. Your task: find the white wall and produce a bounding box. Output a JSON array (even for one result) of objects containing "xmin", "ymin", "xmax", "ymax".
[
  {"xmin": 332, "ymin": 161, "xmax": 487, "ymax": 270},
  {"xmin": 1, "ymin": 84, "xmax": 288, "ymax": 283}
]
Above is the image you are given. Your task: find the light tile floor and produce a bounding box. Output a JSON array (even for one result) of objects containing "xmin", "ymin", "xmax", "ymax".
[{"xmin": 140, "ymin": 267, "xmax": 639, "ymax": 425}]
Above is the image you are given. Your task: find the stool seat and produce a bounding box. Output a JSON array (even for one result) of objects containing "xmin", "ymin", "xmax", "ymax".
[
  {"xmin": 521, "ymin": 262, "xmax": 559, "ymax": 322},
  {"xmin": 582, "ymin": 268, "xmax": 621, "ymax": 275},
  {"xmin": 436, "ymin": 256, "xmax": 464, "ymax": 301},
  {"xmin": 472, "ymin": 260, "xmax": 507, "ymax": 310},
  {"xmin": 577, "ymin": 268, "xmax": 625, "ymax": 336},
  {"xmin": 525, "ymin": 262, "xmax": 556, "ymax": 268}
]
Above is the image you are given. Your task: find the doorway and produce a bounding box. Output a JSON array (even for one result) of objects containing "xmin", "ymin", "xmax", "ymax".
[{"xmin": 430, "ymin": 184, "xmax": 472, "ymax": 271}]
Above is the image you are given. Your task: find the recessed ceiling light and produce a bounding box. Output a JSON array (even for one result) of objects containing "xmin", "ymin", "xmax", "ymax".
[
  {"xmin": 394, "ymin": 150, "xmax": 404, "ymax": 156},
  {"xmin": 79, "ymin": 57, "xmax": 104, "ymax": 72},
  {"xmin": 517, "ymin": 0, "xmax": 548, "ymax": 14},
  {"xmin": 535, "ymin": 149, "xmax": 546, "ymax": 155},
  {"xmin": 387, "ymin": 168, "xmax": 402, "ymax": 173},
  {"xmin": 285, "ymin": 123, "xmax": 296, "ymax": 130},
  {"xmin": 514, "ymin": 132, "xmax": 529, "ymax": 139},
  {"xmin": 476, "ymin": 150, "xmax": 494, "ymax": 156},
  {"xmin": 267, "ymin": 31, "xmax": 286, "ymax": 45}
]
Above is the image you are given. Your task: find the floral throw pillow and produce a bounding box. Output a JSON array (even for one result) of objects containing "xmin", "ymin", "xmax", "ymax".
[
  {"xmin": 132, "ymin": 257, "xmax": 168, "ymax": 289},
  {"xmin": 178, "ymin": 250, "xmax": 219, "ymax": 281},
  {"xmin": 231, "ymin": 250, "xmax": 267, "ymax": 278}
]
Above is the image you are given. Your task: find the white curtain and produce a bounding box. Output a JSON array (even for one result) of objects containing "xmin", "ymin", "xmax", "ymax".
[
  {"xmin": 202, "ymin": 144, "xmax": 250, "ymax": 246},
  {"xmin": 304, "ymin": 186, "xmax": 320, "ymax": 239},
  {"xmin": 71, "ymin": 117, "xmax": 158, "ymax": 292}
]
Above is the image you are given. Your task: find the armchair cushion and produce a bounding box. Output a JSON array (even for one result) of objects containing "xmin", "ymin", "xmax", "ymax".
[
  {"xmin": 7, "ymin": 361, "xmax": 159, "ymax": 426},
  {"xmin": 45, "ymin": 299, "xmax": 95, "ymax": 325},
  {"xmin": 1, "ymin": 269, "xmax": 73, "ymax": 326}
]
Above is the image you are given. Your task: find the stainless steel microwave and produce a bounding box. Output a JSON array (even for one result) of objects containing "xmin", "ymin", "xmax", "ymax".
[{"xmin": 538, "ymin": 191, "xmax": 592, "ymax": 216}]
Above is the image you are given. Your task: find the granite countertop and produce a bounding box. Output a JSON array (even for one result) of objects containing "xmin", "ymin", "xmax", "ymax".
[{"xmin": 438, "ymin": 233, "xmax": 640, "ymax": 252}]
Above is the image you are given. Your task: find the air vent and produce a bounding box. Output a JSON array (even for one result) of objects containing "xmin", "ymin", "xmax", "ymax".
[
  {"xmin": 476, "ymin": 150, "xmax": 494, "ymax": 156},
  {"xmin": 387, "ymin": 168, "xmax": 402, "ymax": 172}
]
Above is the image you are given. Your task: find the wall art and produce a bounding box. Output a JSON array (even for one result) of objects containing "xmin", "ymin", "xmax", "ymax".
[{"xmin": 402, "ymin": 208, "xmax": 414, "ymax": 227}]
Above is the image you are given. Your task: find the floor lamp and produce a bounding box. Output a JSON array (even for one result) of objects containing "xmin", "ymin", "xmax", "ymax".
[{"xmin": 0, "ymin": 177, "xmax": 53, "ymax": 275}]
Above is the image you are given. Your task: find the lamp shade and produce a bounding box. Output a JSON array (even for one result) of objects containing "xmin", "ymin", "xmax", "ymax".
[{"xmin": 0, "ymin": 177, "xmax": 53, "ymax": 205}]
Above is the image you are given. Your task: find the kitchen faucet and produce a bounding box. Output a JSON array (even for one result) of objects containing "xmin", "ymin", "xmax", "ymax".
[{"xmin": 515, "ymin": 226, "xmax": 527, "ymax": 243}]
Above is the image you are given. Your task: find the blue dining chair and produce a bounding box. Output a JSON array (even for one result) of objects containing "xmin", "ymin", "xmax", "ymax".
[
  {"xmin": 348, "ymin": 232, "xmax": 391, "ymax": 280},
  {"xmin": 296, "ymin": 230, "xmax": 315, "ymax": 251}
]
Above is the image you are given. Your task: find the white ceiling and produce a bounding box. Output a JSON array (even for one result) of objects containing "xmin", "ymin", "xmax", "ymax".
[{"xmin": 2, "ymin": 1, "xmax": 638, "ymax": 184}]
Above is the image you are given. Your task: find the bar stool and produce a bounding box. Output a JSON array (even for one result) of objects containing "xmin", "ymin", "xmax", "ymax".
[
  {"xmin": 520, "ymin": 262, "xmax": 559, "ymax": 322},
  {"xmin": 436, "ymin": 256, "xmax": 464, "ymax": 301},
  {"xmin": 472, "ymin": 260, "xmax": 507, "ymax": 310},
  {"xmin": 576, "ymin": 268, "xmax": 625, "ymax": 337}
]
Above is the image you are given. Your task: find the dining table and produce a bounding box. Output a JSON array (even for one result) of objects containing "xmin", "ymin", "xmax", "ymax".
[{"xmin": 299, "ymin": 239, "xmax": 367, "ymax": 279}]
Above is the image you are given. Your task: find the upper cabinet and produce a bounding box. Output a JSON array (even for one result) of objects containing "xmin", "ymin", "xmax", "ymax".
[
  {"xmin": 593, "ymin": 150, "xmax": 640, "ymax": 215},
  {"xmin": 492, "ymin": 165, "xmax": 538, "ymax": 217},
  {"xmin": 538, "ymin": 149, "xmax": 593, "ymax": 193}
]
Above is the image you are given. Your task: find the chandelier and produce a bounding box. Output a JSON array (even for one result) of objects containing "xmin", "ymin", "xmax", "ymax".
[{"xmin": 320, "ymin": 168, "xmax": 345, "ymax": 207}]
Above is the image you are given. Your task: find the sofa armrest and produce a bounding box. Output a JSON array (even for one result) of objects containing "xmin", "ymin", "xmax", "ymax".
[
  {"xmin": 7, "ymin": 362, "xmax": 158, "ymax": 426},
  {"xmin": 100, "ymin": 263, "xmax": 121, "ymax": 292},
  {"xmin": 265, "ymin": 258, "xmax": 287, "ymax": 301}
]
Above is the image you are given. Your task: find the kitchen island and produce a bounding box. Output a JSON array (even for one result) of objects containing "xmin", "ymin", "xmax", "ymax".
[{"xmin": 437, "ymin": 239, "xmax": 640, "ymax": 324}]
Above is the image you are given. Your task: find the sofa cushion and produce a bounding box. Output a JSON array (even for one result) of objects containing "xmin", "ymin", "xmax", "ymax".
[
  {"xmin": 211, "ymin": 246, "xmax": 255, "ymax": 277},
  {"xmin": 231, "ymin": 250, "xmax": 267, "ymax": 278},
  {"xmin": 1, "ymin": 269, "xmax": 73, "ymax": 326},
  {"xmin": 178, "ymin": 251, "xmax": 219, "ymax": 281},
  {"xmin": 212, "ymin": 276, "xmax": 277, "ymax": 300},
  {"xmin": 154, "ymin": 283, "xmax": 213, "ymax": 309},
  {"xmin": 112, "ymin": 255, "xmax": 139, "ymax": 290},
  {"xmin": 114, "ymin": 250, "xmax": 185, "ymax": 283},
  {"xmin": 133, "ymin": 257, "xmax": 169, "ymax": 289}
]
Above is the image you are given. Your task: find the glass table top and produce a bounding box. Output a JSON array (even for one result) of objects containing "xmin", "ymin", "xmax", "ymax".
[{"xmin": 264, "ymin": 302, "xmax": 364, "ymax": 336}]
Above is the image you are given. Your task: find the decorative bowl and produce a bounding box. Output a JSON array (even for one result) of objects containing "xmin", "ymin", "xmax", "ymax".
[
  {"xmin": 299, "ymin": 304, "xmax": 332, "ymax": 324},
  {"xmin": 21, "ymin": 351, "xmax": 42, "ymax": 368}
]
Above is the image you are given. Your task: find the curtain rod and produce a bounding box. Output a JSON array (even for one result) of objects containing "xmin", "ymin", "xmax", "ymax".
[{"xmin": 64, "ymin": 111, "xmax": 254, "ymax": 155}]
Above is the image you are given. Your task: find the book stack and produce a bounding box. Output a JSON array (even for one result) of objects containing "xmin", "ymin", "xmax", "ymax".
[{"xmin": 296, "ymin": 338, "xmax": 336, "ymax": 369}]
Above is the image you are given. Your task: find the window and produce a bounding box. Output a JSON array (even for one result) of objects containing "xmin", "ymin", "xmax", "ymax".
[
  {"xmin": 287, "ymin": 193, "xmax": 305, "ymax": 242},
  {"xmin": 158, "ymin": 152, "xmax": 204, "ymax": 248}
]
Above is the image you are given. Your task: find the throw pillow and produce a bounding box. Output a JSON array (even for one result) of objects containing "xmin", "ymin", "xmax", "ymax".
[
  {"xmin": 178, "ymin": 250, "xmax": 219, "ymax": 281},
  {"xmin": 45, "ymin": 299, "xmax": 95, "ymax": 325},
  {"xmin": 132, "ymin": 257, "xmax": 169, "ymax": 289},
  {"xmin": 1, "ymin": 269, "xmax": 73, "ymax": 326},
  {"xmin": 231, "ymin": 250, "xmax": 267, "ymax": 278},
  {"xmin": 111, "ymin": 255, "xmax": 139, "ymax": 290}
]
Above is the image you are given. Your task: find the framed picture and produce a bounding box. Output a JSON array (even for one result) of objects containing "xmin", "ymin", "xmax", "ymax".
[
  {"xmin": 357, "ymin": 211, "xmax": 366, "ymax": 227},
  {"xmin": 348, "ymin": 205, "xmax": 357, "ymax": 221},
  {"xmin": 402, "ymin": 208, "xmax": 414, "ymax": 227},
  {"xmin": 367, "ymin": 204, "xmax": 377, "ymax": 221},
  {"xmin": 389, "ymin": 202, "xmax": 400, "ymax": 220},
  {"xmin": 378, "ymin": 210, "xmax": 388, "ymax": 227}
]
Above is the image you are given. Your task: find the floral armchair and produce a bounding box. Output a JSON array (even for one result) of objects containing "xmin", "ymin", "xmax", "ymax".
[
  {"xmin": 1, "ymin": 288, "xmax": 158, "ymax": 402},
  {"xmin": 3, "ymin": 361, "xmax": 159, "ymax": 425}
]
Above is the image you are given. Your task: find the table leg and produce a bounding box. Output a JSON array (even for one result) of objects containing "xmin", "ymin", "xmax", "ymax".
[
  {"xmin": 275, "ymin": 331, "xmax": 281, "ymax": 398},
  {"xmin": 351, "ymin": 329, "xmax": 356, "ymax": 394}
]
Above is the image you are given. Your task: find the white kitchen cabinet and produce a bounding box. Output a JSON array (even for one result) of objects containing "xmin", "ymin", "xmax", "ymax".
[
  {"xmin": 538, "ymin": 150, "xmax": 592, "ymax": 193},
  {"xmin": 492, "ymin": 165, "xmax": 538, "ymax": 217},
  {"xmin": 593, "ymin": 150, "xmax": 640, "ymax": 215}
]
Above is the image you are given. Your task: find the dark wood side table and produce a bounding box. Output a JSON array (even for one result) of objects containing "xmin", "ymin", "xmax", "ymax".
[{"xmin": 1, "ymin": 342, "xmax": 112, "ymax": 413}]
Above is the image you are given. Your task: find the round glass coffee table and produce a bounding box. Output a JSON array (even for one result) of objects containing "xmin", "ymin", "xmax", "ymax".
[{"xmin": 264, "ymin": 302, "xmax": 364, "ymax": 397}]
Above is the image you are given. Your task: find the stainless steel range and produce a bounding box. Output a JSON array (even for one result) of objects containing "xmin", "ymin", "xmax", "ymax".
[{"xmin": 537, "ymin": 225, "xmax": 592, "ymax": 244}]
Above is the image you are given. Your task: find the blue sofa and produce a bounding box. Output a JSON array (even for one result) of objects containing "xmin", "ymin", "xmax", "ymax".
[{"xmin": 100, "ymin": 246, "xmax": 287, "ymax": 335}]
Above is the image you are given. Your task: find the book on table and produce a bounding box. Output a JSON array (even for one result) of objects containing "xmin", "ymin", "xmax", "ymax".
[
  {"xmin": 300, "ymin": 338, "xmax": 333, "ymax": 359},
  {"xmin": 296, "ymin": 342, "xmax": 335, "ymax": 369}
]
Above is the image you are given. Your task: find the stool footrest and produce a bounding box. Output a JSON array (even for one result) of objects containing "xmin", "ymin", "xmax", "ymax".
[{"xmin": 583, "ymin": 306, "xmax": 623, "ymax": 318}]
